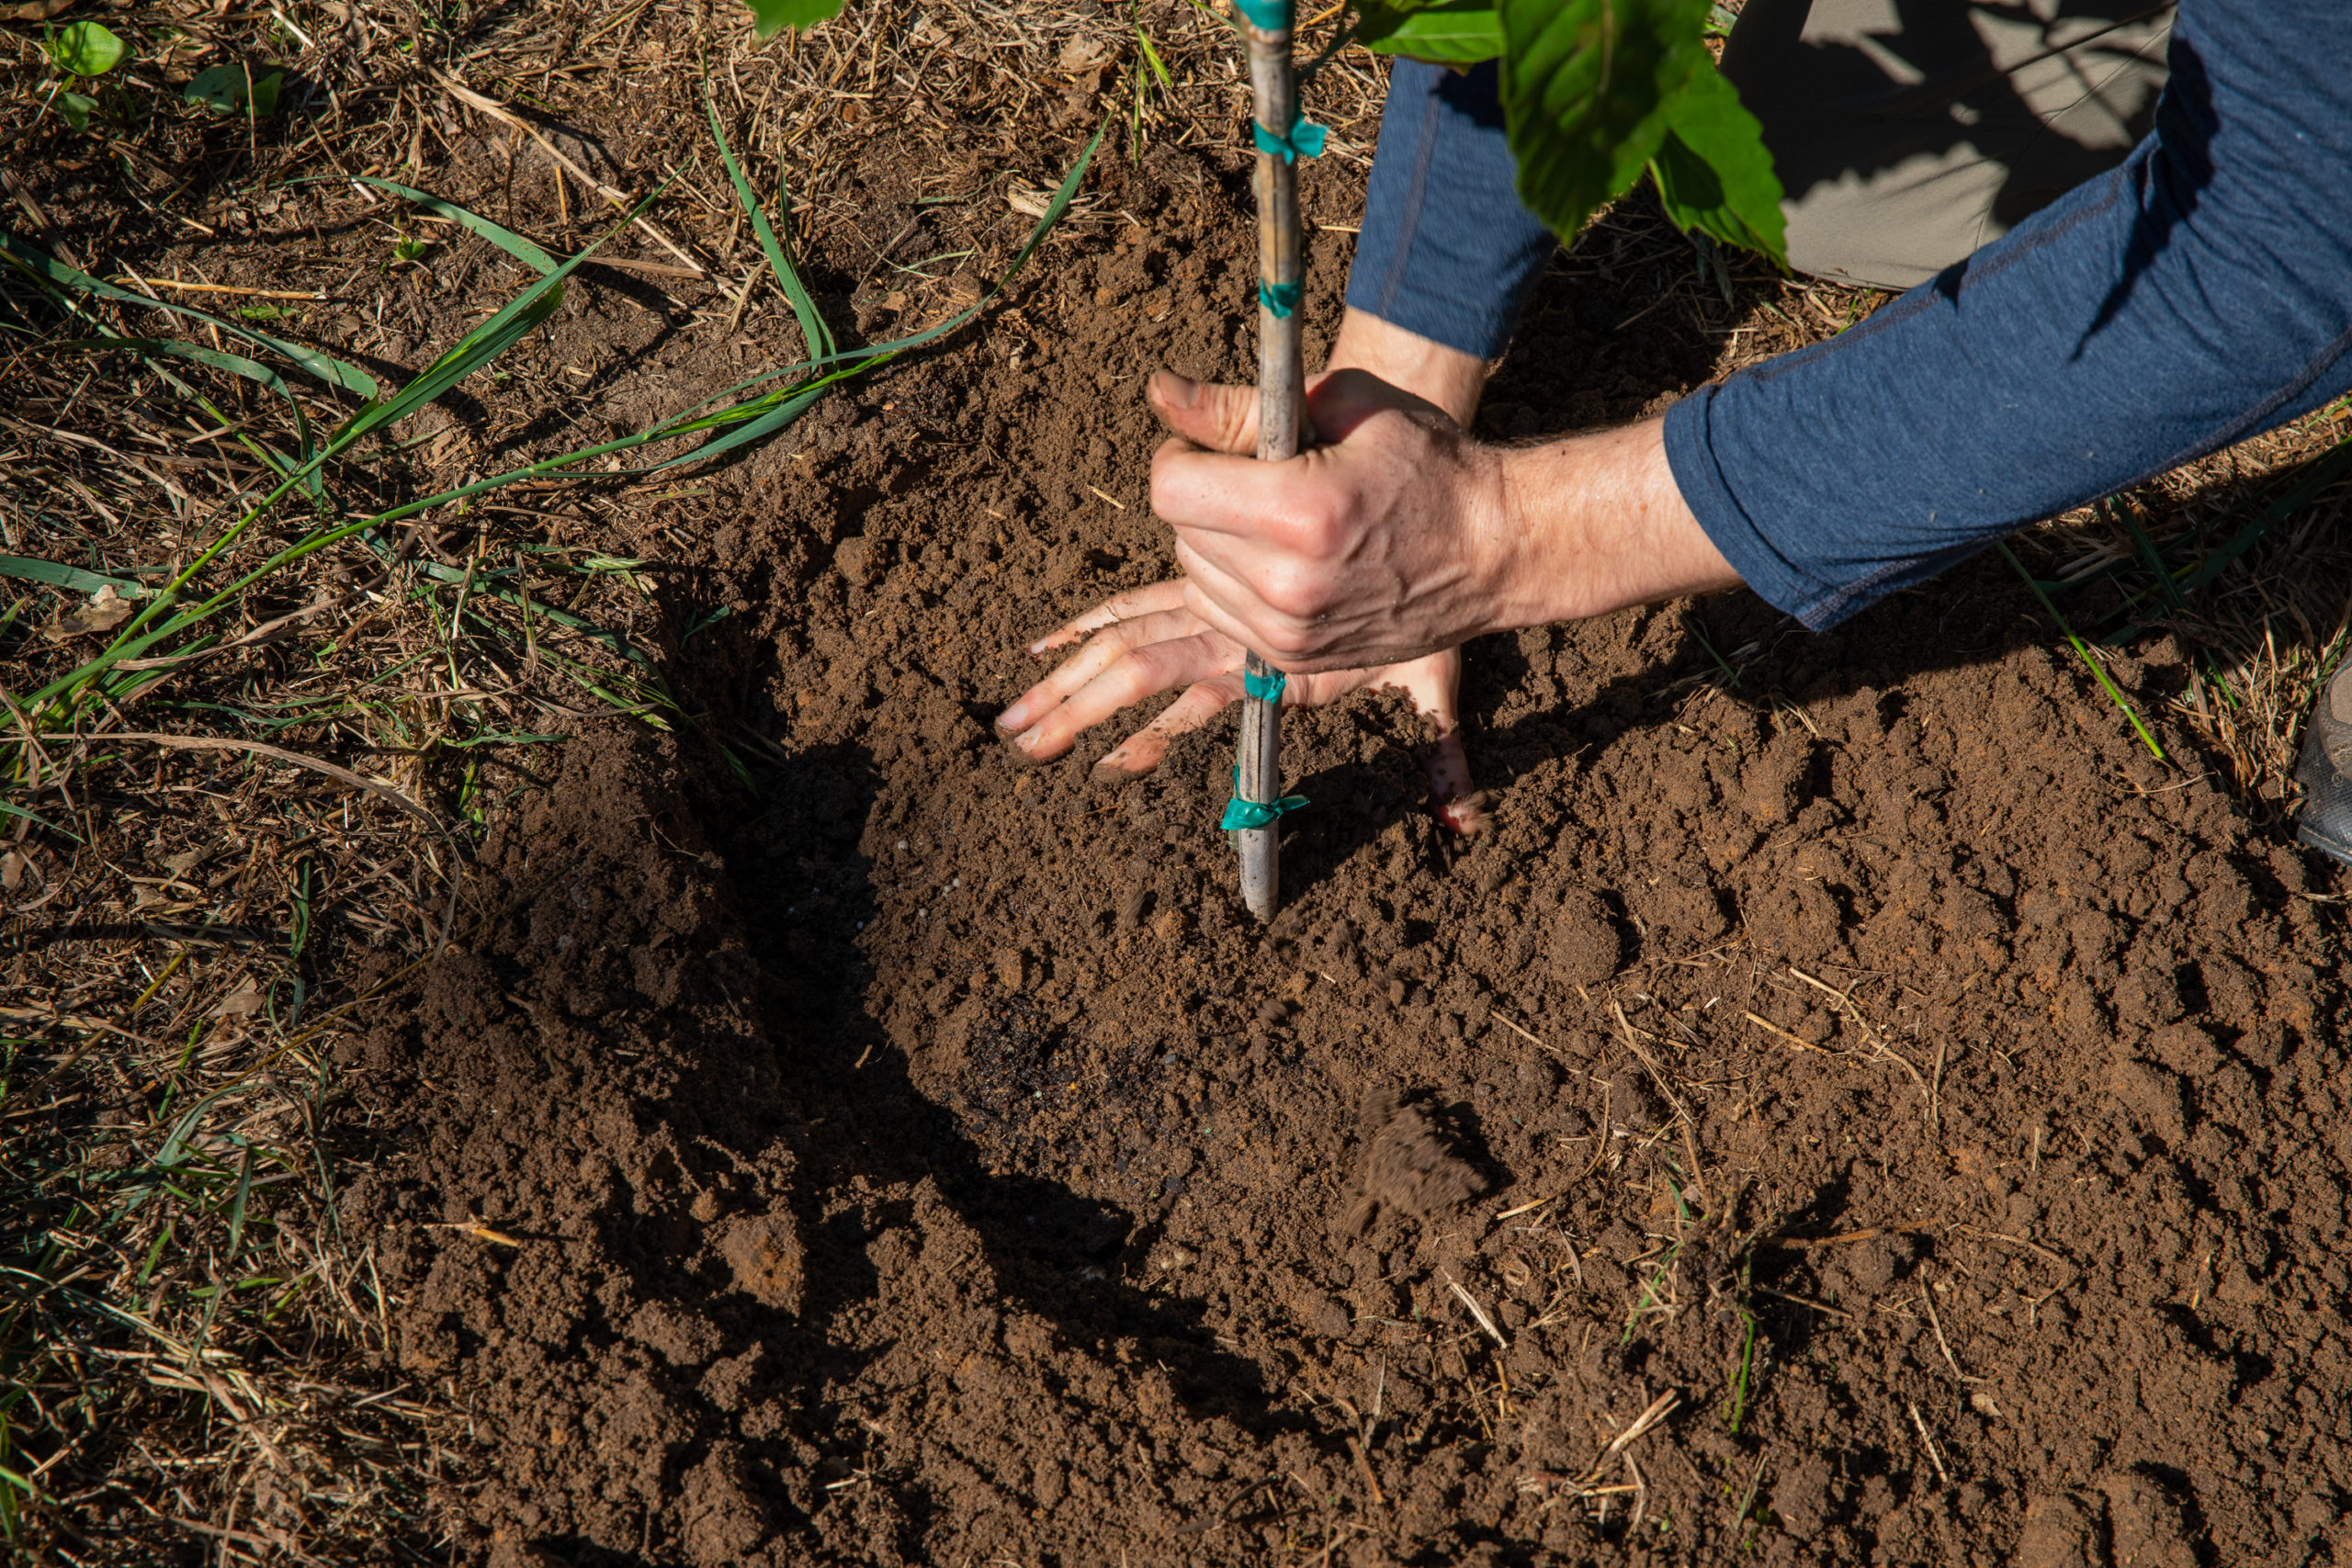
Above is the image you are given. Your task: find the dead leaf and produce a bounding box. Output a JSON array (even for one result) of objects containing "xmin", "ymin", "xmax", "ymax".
[
  {"xmin": 210, "ymin": 979, "xmax": 266, "ymax": 1019},
  {"xmin": 6, "ymin": 0, "xmax": 77, "ymax": 18},
  {"xmin": 43, "ymin": 584, "xmax": 134, "ymax": 642},
  {"xmin": 2, "ymin": 852, "xmax": 23, "ymax": 892},
  {"xmin": 1057, "ymin": 35, "xmax": 1111, "ymax": 73}
]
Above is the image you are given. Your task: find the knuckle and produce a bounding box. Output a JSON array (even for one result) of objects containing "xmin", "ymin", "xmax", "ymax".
[
  {"xmin": 1280, "ymin": 492, "xmax": 1349, "ymax": 558},
  {"xmin": 1122, "ymin": 643, "xmax": 1183, "ymax": 690},
  {"xmin": 1259, "ymin": 563, "xmax": 1327, "ymax": 624}
]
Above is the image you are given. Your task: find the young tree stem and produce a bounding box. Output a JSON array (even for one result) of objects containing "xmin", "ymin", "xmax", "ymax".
[{"xmin": 1237, "ymin": 2, "xmax": 1302, "ymax": 922}]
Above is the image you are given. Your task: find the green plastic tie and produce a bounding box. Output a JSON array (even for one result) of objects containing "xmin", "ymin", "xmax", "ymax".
[
  {"xmin": 1232, "ymin": 0, "xmax": 1291, "ymax": 31},
  {"xmin": 1243, "ymin": 667, "xmax": 1287, "ymax": 702},
  {"xmin": 1251, "ymin": 115, "xmax": 1328, "ymax": 164},
  {"xmin": 1221, "ymin": 793, "xmax": 1308, "ymax": 831},
  {"xmin": 1220, "ymin": 761, "xmax": 1306, "ymax": 831},
  {"xmin": 1258, "ymin": 279, "xmax": 1303, "ymax": 319}
]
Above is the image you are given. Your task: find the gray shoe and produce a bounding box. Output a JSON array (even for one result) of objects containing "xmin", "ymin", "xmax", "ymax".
[{"xmin": 2295, "ymin": 664, "xmax": 2352, "ymax": 865}]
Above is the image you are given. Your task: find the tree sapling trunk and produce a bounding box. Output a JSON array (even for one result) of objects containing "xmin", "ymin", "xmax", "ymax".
[{"xmin": 1231, "ymin": 0, "xmax": 1306, "ymax": 922}]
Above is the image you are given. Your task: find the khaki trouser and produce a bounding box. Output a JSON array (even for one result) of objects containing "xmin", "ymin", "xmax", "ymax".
[{"xmin": 1721, "ymin": 0, "xmax": 2177, "ymax": 289}]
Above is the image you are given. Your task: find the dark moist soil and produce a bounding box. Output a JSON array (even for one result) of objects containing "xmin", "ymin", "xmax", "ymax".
[{"xmin": 320, "ymin": 95, "xmax": 2352, "ymax": 1568}]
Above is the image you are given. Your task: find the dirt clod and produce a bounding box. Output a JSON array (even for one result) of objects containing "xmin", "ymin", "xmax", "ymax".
[
  {"xmin": 2097, "ymin": 1470, "xmax": 2199, "ymax": 1568},
  {"xmin": 2020, "ymin": 1491, "xmax": 2106, "ymax": 1568},
  {"xmin": 1546, "ymin": 886, "xmax": 1624, "ymax": 985},
  {"xmin": 720, "ymin": 1215, "xmax": 807, "ymax": 1312},
  {"xmin": 1344, "ymin": 1089, "xmax": 1489, "ymax": 1235}
]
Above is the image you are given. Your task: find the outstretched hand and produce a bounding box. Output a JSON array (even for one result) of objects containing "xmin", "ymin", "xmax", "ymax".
[{"xmin": 994, "ymin": 365, "xmax": 1487, "ymax": 834}]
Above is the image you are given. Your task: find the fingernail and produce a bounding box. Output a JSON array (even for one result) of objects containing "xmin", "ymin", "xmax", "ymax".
[
  {"xmin": 1012, "ymin": 727, "xmax": 1042, "ymax": 754},
  {"xmin": 996, "ymin": 699, "xmax": 1032, "ymax": 732},
  {"xmin": 1157, "ymin": 372, "xmax": 1199, "ymax": 409}
]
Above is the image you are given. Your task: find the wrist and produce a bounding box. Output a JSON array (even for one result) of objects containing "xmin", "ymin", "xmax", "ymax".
[{"xmin": 1327, "ymin": 308, "xmax": 1487, "ymax": 427}]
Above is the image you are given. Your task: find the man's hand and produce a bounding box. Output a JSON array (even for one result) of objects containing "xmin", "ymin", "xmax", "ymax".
[
  {"xmin": 1154, "ymin": 368, "xmax": 1514, "ymax": 672},
  {"xmin": 994, "ymin": 581, "xmax": 1487, "ymax": 834},
  {"xmin": 1153, "ymin": 374, "xmax": 1742, "ymax": 674},
  {"xmin": 996, "ymin": 354, "xmax": 1490, "ymax": 832}
]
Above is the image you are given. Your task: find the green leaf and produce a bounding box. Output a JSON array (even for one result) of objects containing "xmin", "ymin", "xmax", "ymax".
[
  {"xmin": 186, "ymin": 63, "xmax": 283, "ymax": 118},
  {"xmin": 742, "ymin": 0, "xmax": 845, "ymax": 38},
  {"xmin": 50, "ymin": 21, "xmax": 124, "ymax": 77},
  {"xmin": 1357, "ymin": 0, "xmax": 1503, "ymax": 64},
  {"xmin": 1498, "ymin": 0, "xmax": 1709, "ymax": 244},
  {"xmin": 55, "ymin": 89, "xmax": 96, "ymax": 131},
  {"xmin": 1649, "ymin": 66, "xmax": 1786, "ymax": 266},
  {"xmin": 1498, "ymin": 0, "xmax": 1782, "ymax": 265}
]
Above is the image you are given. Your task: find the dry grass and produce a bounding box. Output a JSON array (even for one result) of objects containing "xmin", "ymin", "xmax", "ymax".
[
  {"xmin": 3, "ymin": 0, "xmax": 2349, "ymax": 1559},
  {"xmin": 0, "ymin": 0, "xmax": 1323, "ymax": 1556},
  {"xmin": 2023, "ymin": 405, "xmax": 2352, "ymax": 818}
]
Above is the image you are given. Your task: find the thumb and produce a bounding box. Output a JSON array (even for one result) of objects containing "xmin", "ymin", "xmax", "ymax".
[{"xmin": 1148, "ymin": 369, "xmax": 1261, "ymax": 456}]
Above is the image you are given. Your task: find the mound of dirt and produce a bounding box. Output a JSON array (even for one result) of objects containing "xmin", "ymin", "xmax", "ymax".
[{"xmin": 341, "ymin": 112, "xmax": 2352, "ymax": 1568}]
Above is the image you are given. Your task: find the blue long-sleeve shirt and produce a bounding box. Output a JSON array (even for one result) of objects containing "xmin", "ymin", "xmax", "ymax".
[{"xmin": 1345, "ymin": 4, "xmax": 2352, "ymax": 628}]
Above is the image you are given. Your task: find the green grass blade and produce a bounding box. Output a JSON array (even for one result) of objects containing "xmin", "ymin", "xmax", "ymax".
[
  {"xmin": 703, "ymin": 82, "xmax": 832, "ymax": 361},
  {"xmin": 0, "ymin": 231, "xmax": 379, "ymax": 400},
  {"xmin": 0, "ymin": 800, "xmax": 81, "ymax": 841},
  {"xmin": 2105, "ymin": 496, "xmax": 2188, "ymax": 613},
  {"xmin": 1136, "ymin": 24, "xmax": 1174, "ymax": 89},
  {"xmin": 224, "ymin": 1143, "xmax": 255, "ymax": 1262},
  {"xmin": 594, "ymin": 117, "xmax": 1113, "ymax": 447},
  {"xmin": 0, "ymin": 555, "xmax": 156, "ymax": 598},
  {"xmin": 45, "ymin": 186, "xmax": 668, "ymax": 698},
  {"xmin": 1998, "ymin": 542, "xmax": 2165, "ymax": 761},
  {"xmin": 49, "ymin": 334, "xmax": 296, "ymax": 400},
  {"xmin": 356, "ymin": 177, "xmax": 559, "ymax": 275}
]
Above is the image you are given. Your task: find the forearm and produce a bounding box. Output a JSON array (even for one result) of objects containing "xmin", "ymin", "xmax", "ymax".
[{"xmin": 1491, "ymin": 421, "xmax": 1740, "ymax": 630}]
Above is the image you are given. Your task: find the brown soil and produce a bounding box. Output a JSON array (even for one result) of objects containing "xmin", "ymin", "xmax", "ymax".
[
  {"xmin": 329, "ymin": 119, "xmax": 2352, "ymax": 1568},
  {"xmin": 40, "ymin": 17, "xmax": 2341, "ymax": 1563}
]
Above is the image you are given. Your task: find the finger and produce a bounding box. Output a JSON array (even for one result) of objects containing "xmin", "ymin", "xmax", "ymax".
[
  {"xmin": 1012, "ymin": 629, "xmax": 1239, "ymax": 762},
  {"xmin": 1370, "ymin": 649, "xmax": 1489, "ymax": 838},
  {"xmin": 1381, "ymin": 649, "xmax": 1463, "ymax": 734},
  {"xmin": 1151, "ymin": 438, "xmax": 1304, "ymax": 547},
  {"xmin": 1026, "ymin": 580, "xmax": 1192, "ymax": 655},
  {"xmin": 1429, "ymin": 736, "xmax": 1491, "ymax": 837},
  {"xmin": 1170, "ymin": 536, "xmax": 1367, "ymax": 672},
  {"xmin": 1170, "ymin": 542, "xmax": 1297, "ymax": 664},
  {"xmin": 1148, "ymin": 369, "xmax": 1261, "ymax": 456},
  {"xmin": 1093, "ymin": 674, "xmax": 1245, "ymax": 777},
  {"xmin": 997, "ymin": 606, "xmax": 1203, "ymax": 740}
]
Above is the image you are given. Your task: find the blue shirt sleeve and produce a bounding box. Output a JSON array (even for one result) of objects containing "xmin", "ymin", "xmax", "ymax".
[
  {"xmin": 1345, "ymin": 59, "xmax": 1555, "ymax": 360},
  {"xmin": 1664, "ymin": 0, "xmax": 2352, "ymax": 627}
]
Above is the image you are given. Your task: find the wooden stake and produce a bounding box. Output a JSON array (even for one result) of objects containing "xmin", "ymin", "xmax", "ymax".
[{"xmin": 1235, "ymin": 0, "xmax": 1305, "ymax": 923}]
